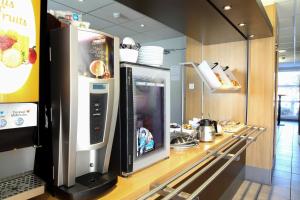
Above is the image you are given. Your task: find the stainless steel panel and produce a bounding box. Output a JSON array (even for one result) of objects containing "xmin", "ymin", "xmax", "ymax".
[
  {"xmin": 66, "ymin": 26, "xmax": 79, "ymax": 187},
  {"xmin": 75, "ymin": 31, "xmax": 119, "ymax": 175},
  {"xmin": 51, "ymin": 26, "xmax": 119, "ymax": 185},
  {"xmin": 101, "ymin": 36, "xmax": 120, "ymax": 173},
  {"xmin": 0, "ymin": 147, "xmax": 35, "ymax": 180},
  {"xmin": 76, "ymin": 77, "xmax": 113, "ymax": 151},
  {"xmin": 76, "ymin": 151, "xmax": 94, "ymax": 177}
]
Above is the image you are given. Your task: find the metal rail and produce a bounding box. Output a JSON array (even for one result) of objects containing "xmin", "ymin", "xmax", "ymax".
[
  {"xmin": 161, "ymin": 127, "xmax": 259, "ymax": 200},
  {"xmin": 187, "ymin": 127, "xmax": 266, "ymax": 200},
  {"xmin": 137, "ymin": 126, "xmax": 253, "ymax": 200}
]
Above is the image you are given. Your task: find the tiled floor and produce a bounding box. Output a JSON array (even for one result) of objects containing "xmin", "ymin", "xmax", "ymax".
[{"xmin": 233, "ymin": 122, "xmax": 300, "ymax": 200}]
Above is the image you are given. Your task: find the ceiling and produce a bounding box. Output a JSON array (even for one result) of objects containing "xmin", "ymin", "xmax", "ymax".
[
  {"xmin": 262, "ymin": 0, "xmax": 300, "ymax": 64},
  {"xmin": 48, "ymin": 0, "xmax": 299, "ymax": 63},
  {"xmin": 47, "ymin": 0, "xmax": 183, "ymax": 44}
]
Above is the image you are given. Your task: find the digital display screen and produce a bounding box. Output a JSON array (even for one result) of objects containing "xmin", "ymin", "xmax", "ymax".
[
  {"xmin": 134, "ymin": 78, "xmax": 165, "ymax": 158},
  {"xmin": 93, "ymin": 84, "xmax": 106, "ymax": 90},
  {"xmin": 0, "ymin": 0, "xmax": 42, "ymax": 103}
]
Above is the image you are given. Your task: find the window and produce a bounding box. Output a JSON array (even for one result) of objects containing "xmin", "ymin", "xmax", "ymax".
[{"xmin": 278, "ymin": 71, "xmax": 300, "ymax": 121}]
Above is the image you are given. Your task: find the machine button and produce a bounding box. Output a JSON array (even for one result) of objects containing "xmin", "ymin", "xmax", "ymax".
[
  {"xmin": 0, "ymin": 119, "xmax": 7, "ymax": 127},
  {"xmin": 15, "ymin": 117, "xmax": 24, "ymax": 126}
]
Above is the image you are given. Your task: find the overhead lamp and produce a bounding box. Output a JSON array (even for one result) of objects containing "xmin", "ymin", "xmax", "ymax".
[
  {"xmin": 238, "ymin": 23, "xmax": 246, "ymax": 27},
  {"xmin": 249, "ymin": 34, "xmax": 255, "ymax": 38},
  {"xmin": 140, "ymin": 24, "xmax": 145, "ymax": 27},
  {"xmin": 223, "ymin": 5, "xmax": 232, "ymax": 10},
  {"xmin": 113, "ymin": 12, "xmax": 121, "ymax": 18},
  {"xmin": 78, "ymin": 0, "xmax": 84, "ymax": 2}
]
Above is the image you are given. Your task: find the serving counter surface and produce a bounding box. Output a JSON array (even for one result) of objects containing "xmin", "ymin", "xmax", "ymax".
[
  {"xmin": 33, "ymin": 132, "xmax": 235, "ymax": 200},
  {"xmin": 99, "ymin": 132, "xmax": 235, "ymax": 200}
]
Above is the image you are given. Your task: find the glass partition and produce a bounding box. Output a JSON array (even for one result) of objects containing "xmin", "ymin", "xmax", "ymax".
[{"xmin": 278, "ymin": 71, "xmax": 300, "ymax": 121}]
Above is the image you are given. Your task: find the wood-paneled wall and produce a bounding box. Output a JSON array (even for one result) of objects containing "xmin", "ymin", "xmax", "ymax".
[
  {"xmin": 246, "ymin": 4, "xmax": 278, "ymax": 170},
  {"xmin": 184, "ymin": 4, "xmax": 278, "ymax": 175},
  {"xmin": 202, "ymin": 41, "xmax": 247, "ymax": 122},
  {"xmin": 184, "ymin": 37, "xmax": 202, "ymax": 122},
  {"xmin": 184, "ymin": 40, "xmax": 247, "ymax": 123}
]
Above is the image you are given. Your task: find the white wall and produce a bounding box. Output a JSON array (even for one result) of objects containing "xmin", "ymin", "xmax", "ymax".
[
  {"xmin": 143, "ymin": 36, "xmax": 186, "ymax": 123},
  {"xmin": 0, "ymin": 147, "xmax": 35, "ymax": 179}
]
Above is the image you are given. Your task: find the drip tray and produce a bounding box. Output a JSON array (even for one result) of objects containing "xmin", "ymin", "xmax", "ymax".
[
  {"xmin": 76, "ymin": 172, "xmax": 114, "ymax": 188},
  {"xmin": 55, "ymin": 172, "xmax": 117, "ymax": 200},
  {"xmin": 0, "ymin": 172, "xmax": 45, "ymax": 200}
]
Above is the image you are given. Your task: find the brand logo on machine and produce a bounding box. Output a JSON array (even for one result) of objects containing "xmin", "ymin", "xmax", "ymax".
[{"xmin": 11, "ymin": 110, "xmax": 29, "ymax": 117}]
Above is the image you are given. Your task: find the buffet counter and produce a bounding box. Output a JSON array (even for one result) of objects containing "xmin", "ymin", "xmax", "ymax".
[{"xmin": 99, "ymin": 132, "xmax": 236, "ymax": 200}]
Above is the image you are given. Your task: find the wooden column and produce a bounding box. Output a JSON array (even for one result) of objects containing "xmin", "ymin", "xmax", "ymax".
[{"xmin": 246, "ymin": 4, "xmax": 278, "ymax": 181}]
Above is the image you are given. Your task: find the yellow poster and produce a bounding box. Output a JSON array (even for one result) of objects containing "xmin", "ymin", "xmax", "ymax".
[{"xmin": 0, "ymin": 0, "xmax": 40, "ymax": 102}]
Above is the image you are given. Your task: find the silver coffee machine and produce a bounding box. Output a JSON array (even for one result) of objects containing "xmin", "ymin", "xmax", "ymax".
[{"xmin": 48, "ymin": 26, "xmax": 119, "ymax": 199}]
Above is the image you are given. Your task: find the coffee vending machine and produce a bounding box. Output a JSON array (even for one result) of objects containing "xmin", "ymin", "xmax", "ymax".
[{"xmin": 36, "ymin": 25, "xmax": 119, "ymax": 200}]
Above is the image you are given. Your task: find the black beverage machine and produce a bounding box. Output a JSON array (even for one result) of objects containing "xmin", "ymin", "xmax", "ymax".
[{"xmin": 35, "ymin": 23, "xmax": 120, "ymax": 200}]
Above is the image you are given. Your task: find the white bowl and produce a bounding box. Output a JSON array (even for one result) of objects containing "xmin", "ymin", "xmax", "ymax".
[
  {"xmin": 120, "ymin": 49, "xmax": 139, "ymax": 63},
  {"xmin": 122, "ymin": 37, "xmax": 135, "ymax": 45},
  {"xmin": 137, "ymin": 46, "xmax": 164, "ymax": 66},
  {"xmin": 138, "ymin": 58, "xmax": 163, "ymax": 66}
]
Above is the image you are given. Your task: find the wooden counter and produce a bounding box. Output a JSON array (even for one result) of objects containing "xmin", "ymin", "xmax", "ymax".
[
  {"xmin": 99, "ymin": 132, "xmax": 235, "ymax": 200},
  {"xmin": 33, "ymin": 132, "xmax": 235, "ymax": 200}
]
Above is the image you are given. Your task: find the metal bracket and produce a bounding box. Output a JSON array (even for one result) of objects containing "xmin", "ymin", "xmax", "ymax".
[
  {"xmin": 232, "ymin": 134, "xmax": 256, "ymax": 141},
  {"xmin": 207, "ymin": 150, "xmax": 240, "ymax": 161},
  {"xmin": 153, "ymin": 184, "xmax": 199, "ymax": 200}
]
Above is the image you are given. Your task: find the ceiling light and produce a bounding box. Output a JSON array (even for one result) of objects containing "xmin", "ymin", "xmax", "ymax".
[
  {"xmin": 238, "ymin": 23, "xmax": 246, "ymax": 27},
  {"xmin": 278, "ymin": 49, "xmax": 286, "ymax": 53},
  {"xmin": 140, "ymin": 24, "xmax": 145, "ymax": 27},
  {"xmin": 249, "ymin": 34, "xmax": 255, "ymax": 38},
  {"xmin": 78, "ymin": 0, "xmax": 84, "ymax": 2},
  {"xmin": 113, "ymin": 12, "xmax": 121, "ymax": 18},
  {"xmin": 223, "ymin": 5, "xmax": 232, "ymax": 10}
]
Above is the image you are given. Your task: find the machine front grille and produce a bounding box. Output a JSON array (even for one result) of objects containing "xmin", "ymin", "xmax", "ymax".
[{"xmin": 0, "ymin": 172, "xmax": 44, "ymax": 200}]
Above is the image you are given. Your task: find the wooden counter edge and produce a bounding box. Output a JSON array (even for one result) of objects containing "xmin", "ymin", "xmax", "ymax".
[{"xmin": 99, "ymin": 133, "xmax": 234, "ymax": 200}]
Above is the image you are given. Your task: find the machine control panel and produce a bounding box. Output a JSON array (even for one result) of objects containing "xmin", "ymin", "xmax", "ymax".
[
  {"xmin": 90, "ymin": 83, "xmax": 108, "ymax": 145},
  {"xmin": 0, "ymin": 103, "xmax": 37, "ymax": 130}
]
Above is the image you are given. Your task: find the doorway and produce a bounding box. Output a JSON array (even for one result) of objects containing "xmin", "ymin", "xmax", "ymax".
[{"xmin": 271, "ymin": 69, "xmax": 300, "ymax": 199}]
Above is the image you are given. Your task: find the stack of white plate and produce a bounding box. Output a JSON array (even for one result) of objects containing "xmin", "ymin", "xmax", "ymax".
[{"xmin": 138, "ymin": 46, "xmax": 164, "ymax": 66}]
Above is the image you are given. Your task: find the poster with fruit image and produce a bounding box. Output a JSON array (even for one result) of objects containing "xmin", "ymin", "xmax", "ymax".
[{"xmin": 0, "ymin": 0, "xmax": 40, "ymax": 102}]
